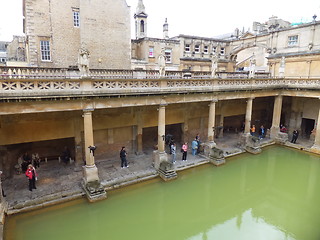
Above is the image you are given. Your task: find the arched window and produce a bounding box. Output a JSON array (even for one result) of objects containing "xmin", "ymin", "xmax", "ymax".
[{"xmin": 140, "ymin": 20, "xmax": 145, "ymax": 33}]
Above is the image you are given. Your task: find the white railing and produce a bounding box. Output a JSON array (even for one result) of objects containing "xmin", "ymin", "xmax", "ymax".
[{"xmin": 0, "ymin": 77, "xmax": 319, "ymax": 98}]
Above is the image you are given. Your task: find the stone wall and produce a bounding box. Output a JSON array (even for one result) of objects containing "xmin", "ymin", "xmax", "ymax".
[{"xmin": 24, "ymin": 0, "xmax": 131, "ymax": 69}]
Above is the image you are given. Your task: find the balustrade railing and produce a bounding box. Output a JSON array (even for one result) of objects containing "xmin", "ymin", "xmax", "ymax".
[{"xmin": 0, "ymin": 76, "xmax": 319, "ymax": 99}]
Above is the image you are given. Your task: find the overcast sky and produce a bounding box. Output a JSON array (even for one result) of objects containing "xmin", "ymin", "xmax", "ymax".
[{"xmin": 0, "ymin": 0, "xmax": 319, "ymax": 41}]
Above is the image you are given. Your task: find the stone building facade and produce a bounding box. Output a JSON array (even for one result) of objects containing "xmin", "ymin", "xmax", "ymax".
[{"xmin": 23, "ymin": 0, "xmax": 131, "ymax": 69}]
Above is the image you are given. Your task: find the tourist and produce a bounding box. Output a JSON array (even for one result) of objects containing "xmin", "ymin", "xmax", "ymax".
[
  {"xmin": 120, "ymin": 146, "xmax": 128, "ymax": 168},
  {"xmin": 291, "ymin": 130, "xmax": 299, "ymax": 143},
  {"xmin": 280, "ymin": 125, "xmax": 288, "ymax": 133},
  {"xmin": 62, "ymin": 147, "xmax": 71, "ymax": 165},
  {"xmin": 182, "ymin": 142, "xmax": 188, "ymax": 161},
  {"xmin": 25, "ymin": 164, "xmax": 37, "ymax": 191},
  {"xmin": 259, "ymin": 125, "xmax": 265, "ymax": 139},
  {"xmin": 191, "ymin": 138, "xmax": 198, "ymax": 156},
  {"xmin": 171, "ymin": 143, "xmax": 176, "ymax": 163},
  {"xmin": 195, "ymin": 134, "xmax": 201, "ymax": 154},
  {"xmin": 250, "ymin": 125, "xmax": 256, "ymax": 136}
]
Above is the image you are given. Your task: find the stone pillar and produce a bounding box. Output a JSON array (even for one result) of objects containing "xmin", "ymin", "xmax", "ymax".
[
  {"xmin": 82, "ymin": 110, "xmax": 99, "ymax": 183},
  {"xmin": 158, "ymin": 104, "xmax": 166, "ymax": 152},
  {"xmin": 312, "ymin": 103, "xmax": 320, "ymax": 150},
  {"xmin": 244, "ymin": 98, "xmax": 254, "ymax": 134},
  {"xmin": 153, "ymin": 104, "xmax": 168, "ymax": 170},
  {"xmin": 137, "ymin": 110, "xmax": 143, "ymax": 154},
  {"xmin": 73, "ymin": 117, "xmax": 83, "ymax": 165},
  {"xmin": 208, "ymin": 100, "xmax": 217, "ymax": 142},
  {"xmin": 270, "ymin": 95, "xmax": 283, "ymax": 139}
]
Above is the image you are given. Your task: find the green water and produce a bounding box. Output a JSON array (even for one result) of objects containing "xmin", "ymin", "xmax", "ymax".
[{"xmin": 5, "ymin": 146, "xmax": 320, "ymax": 240}]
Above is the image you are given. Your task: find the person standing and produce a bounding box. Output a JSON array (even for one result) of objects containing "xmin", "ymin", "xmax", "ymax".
[
  {"xmin": 250, "ymin": 125, "xmax": 256, "ymax": 136},
  {"xmin": 171, "ymin": 143, "xmax": 176, "ymax": 163},
  {"xmin": 25, "ymin": 164, "xmax": 37, "ymax": 191},
  {"xmin": 191, "ymin": 139, "xmax": 198, "ymax": 156},
  {"xmin": 120, "ymin": 146, "xmax": 128, "ymax": 168},
  {"xmin": 291, "ymin": 130, "xmax": 299, "ymax": 143},
  {"xmin": 195, "ymin": 134, "xmax": 201, "ymax": 154},
  {"xmin": 259, "ymin": 125, "xmax": 265, "ymax": 139},
  {"xmin": 182, "ymin": 142, "xmax": 188, "ymax": 161}
]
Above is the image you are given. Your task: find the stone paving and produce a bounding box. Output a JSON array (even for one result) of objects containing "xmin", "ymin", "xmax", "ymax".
[{"xmin": 1, "ymin": 132, "xmax": 314, "ymax": 215}]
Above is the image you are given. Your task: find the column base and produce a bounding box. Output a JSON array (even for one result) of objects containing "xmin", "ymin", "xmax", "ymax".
[
  {"xmin": 203, "ymin": 141, "xmax": 216, "ymax": 157},
  {"xmin": 310, "ymin": 144, "xmax": 320, "ymax": 154},
  {"xmin": 153, "ymin": 151, "xmax": 177, "ymax": 181},
  {"xmin": 82, "ymin": 165, "xmax": 107, "ymax": 202},
  {"xmin": 241, "ymin": 133, "xmax": 262, "ymax": 154},
  {"xmin": 270, "ymin": 126, "xmax": 280, "ymax": 139}
]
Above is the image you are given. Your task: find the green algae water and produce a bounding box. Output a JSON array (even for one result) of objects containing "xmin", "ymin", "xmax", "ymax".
[{"xmin": 5, "ymin": 146, "xmax": 320, "ymax": 240}]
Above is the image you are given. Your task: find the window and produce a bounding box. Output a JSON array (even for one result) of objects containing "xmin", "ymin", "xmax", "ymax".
[
  {"xmin": 204, "ymin": 46, "xmax": 208, "ymax": 53},
  {"xmin": 149, "ymin": 47, "xmax": 154, "ymax": 57},
  {"xmin": 288, "ymin": 35, "xmax": 298, "ymax": 46},
  {"xmin": 73, "ymin": 9, "xmax": 80, "ymax": 27},
  {"xmin": 212, "ymin": 46, "xmax": 216, "ymax": 53},
  {"xmin": 194, "ymin": 45, "xmax": 200, "ymax": 53},
  {"xmin": 165, "ymin": 49, "xmax": 172, "ymax": 63},
  {"xmin": 140, "ymin": 20, "xmax": 145, "ymax": 33},
  {"xmin": 220, "ymin": 47, "xmax": 225, "ymax": 55},
  {"xmin": 40, "ymin": 40, "xmax": 51, "ymax": 61},
  {"xmin": 185, "ymin": 44, "xmax": 190, "ymax": 52}
]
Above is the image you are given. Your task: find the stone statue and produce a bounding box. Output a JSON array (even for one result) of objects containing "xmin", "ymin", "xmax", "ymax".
[
  {"xmin": 249, "ymin": 54, "xmax": 256, "ymax": 78},
  {"xmin": 78, "ymin": 48, "xmax": 90, "ymax": 77},
  {"xmin": 158, "ymin": 48, "xmax": 166, "ymax": 77},
  {"xmin": 211, "ymin": 54, "xmax": 218, "ymax": 78},
  {"xmin": 279, "ymin": 56, "xmax": 285, "ymax": 77}
]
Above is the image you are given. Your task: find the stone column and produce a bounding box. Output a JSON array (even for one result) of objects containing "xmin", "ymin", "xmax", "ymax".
[
  {"xmin": 137, "ymin": 110, "xmax": 143, "ymax": 154},
  {"xmin": 270, "ymin": 95, "xmax": 283, "ymax": 139},
  {"xmin": 73, "ymin": 117, "xmax": 83, "ymax": 165},
  {"xmin": 158, "ymin": 104, "xmax": 166, "ymax": 152},
  {"xmin": 208, "ymin": 100, "xmax": 217, "ymax": 142},
  {"xmin": 312, "ymin": 103, "xmax": 320, "ymax": 150},
  {"xmin": 153, "ymin": 104, "xmax": 168, "ymax": 169},
  {"xmin": 244, "ymin": 98, "xmax": 254, "ymax": 134},
  {"xmin": 82, "ymin": 110, "xmax": 99, "ymax": 183}
]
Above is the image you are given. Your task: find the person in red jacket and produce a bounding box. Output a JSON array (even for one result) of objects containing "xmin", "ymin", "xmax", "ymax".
[{"xmin": 25, "ymin": 164, "xmax": 37, "ymax": 191}]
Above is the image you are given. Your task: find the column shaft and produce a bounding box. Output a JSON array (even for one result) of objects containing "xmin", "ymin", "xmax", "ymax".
[
  {"xmin": 313, "ymin": 106, "xmax": 320, "ymax": 147},
  {"xmin": 208, "ymin": 101, "xmax": 216, "ymax": 141},
  {"xmin": 83, "ymin": 110, "xmax": 95, "ymax": 166},
  {"xmin": 244, "ymin": 98, "xmax": 253, "ymax": 134},
  {"xmin": 270, "ymin": 95, "xmax": 283, "ymax": 138},
  {"xmin": 158, "ymin": 105, "xmax": 166, "ymax": 152}
]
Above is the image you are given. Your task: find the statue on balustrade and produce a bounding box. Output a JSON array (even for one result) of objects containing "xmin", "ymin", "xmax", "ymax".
[
  {"xmin": 158, "ymin": 48, "xmax": 166, "ymax": 78},
  {"xmin": 249, "ymin": 54, "xmax": 256, "ymax": 78},
  {"xmin": 78, "ymin": 48, "xmax": 90, "ymax": 77},
  {"xmin": 211, "ymin": 54, "xmax": 219, "ymax": 78},
  {"xmin": 279, "ymin": 56, "xmax": 285, "ymax": 77}
]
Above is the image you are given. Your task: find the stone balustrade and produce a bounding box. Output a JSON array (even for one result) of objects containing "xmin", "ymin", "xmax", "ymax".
[
  {"xmin": 0, "ymin": 74, "xmax": 319, "ymax": 99},
  {"xmin": 0, "ymin": 66, "xmax": 272, "ymax": 80}
]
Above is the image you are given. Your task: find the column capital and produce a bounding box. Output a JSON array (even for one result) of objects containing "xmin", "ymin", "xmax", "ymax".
[{"xmin": 83, "ymin": 108, "xmax": 94, "ymax": 113}]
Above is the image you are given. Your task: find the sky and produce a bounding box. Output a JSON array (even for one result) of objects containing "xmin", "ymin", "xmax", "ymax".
[{"xmin": 0, "ymin": 0, "xmax": 319, "ymax": 41}]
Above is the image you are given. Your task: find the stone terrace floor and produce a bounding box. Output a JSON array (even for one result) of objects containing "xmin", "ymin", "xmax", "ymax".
[{"xmin": 2, "ymin": 133, "xmax": 315, "ymax": 214}]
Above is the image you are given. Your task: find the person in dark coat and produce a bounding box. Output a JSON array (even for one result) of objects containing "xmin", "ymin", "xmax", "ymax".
[
  {"xmin": 120, "ymin": 146, "xmax": 128, "ymax": 168},
  {"xmin": 291, "ymin": 130, "xmax": 299, "ymax": 143}
]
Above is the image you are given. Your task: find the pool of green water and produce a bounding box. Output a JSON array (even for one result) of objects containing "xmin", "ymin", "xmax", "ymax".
[{"xmin": 5, "ymin": 146, "xmax": 320, "ymax": 240}]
